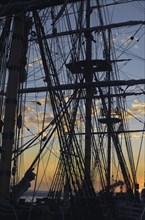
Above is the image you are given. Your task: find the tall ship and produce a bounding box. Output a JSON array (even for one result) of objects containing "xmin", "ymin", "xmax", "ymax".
[{"xmin": 0, "ymin": 0, "xmax": 145, "ymax": 219}]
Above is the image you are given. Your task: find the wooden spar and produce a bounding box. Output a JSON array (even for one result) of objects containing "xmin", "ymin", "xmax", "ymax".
[
  {"xmin": 0, "ymin": 0, "xmax": 83, "ymax": 16},
  {"xmin": 72, "ymin": 129, "xmax": 145, "ymax": 135},
  {"xmin": 43, "ymin": 20, "xmax": 145, "ymax": 39},
  {"xmin": 18, "ymin": 79, "xmax": 145, "ymax": 94},
  {"xmin": 0, "ymin": 14, "xmax": 25, "ymax": 198}
]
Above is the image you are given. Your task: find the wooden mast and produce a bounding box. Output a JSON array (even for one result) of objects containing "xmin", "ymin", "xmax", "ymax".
[
  {"xmin": 0, "ymin": 13, "xmax": 25, "ymax": 198},
  {"xmin": 84, "ymin": 0, "xmax": 92, "ymax": 183}
]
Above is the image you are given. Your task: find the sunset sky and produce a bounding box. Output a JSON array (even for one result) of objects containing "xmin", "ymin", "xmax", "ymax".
[{"xmin": 16, "ymin": 0, "xmax": 145, "ymax": 193}]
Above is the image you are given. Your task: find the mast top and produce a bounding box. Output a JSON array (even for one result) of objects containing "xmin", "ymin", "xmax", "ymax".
[{"xmin": 66, "ymin": 59, "xmax": 112, "ymax": 74}]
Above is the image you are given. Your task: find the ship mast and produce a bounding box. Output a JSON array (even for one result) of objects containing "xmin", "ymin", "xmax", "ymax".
[
  {"xmin": 0, "ymin": 14, "xmax": 25, "ymax": 198},
  {"xmin": 84, "ymin": 0, "xmax": 93, "ymax": 183},
  {"xmin": 96, "ymin": 0, "xmax": 112, "ymax": 192}
]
